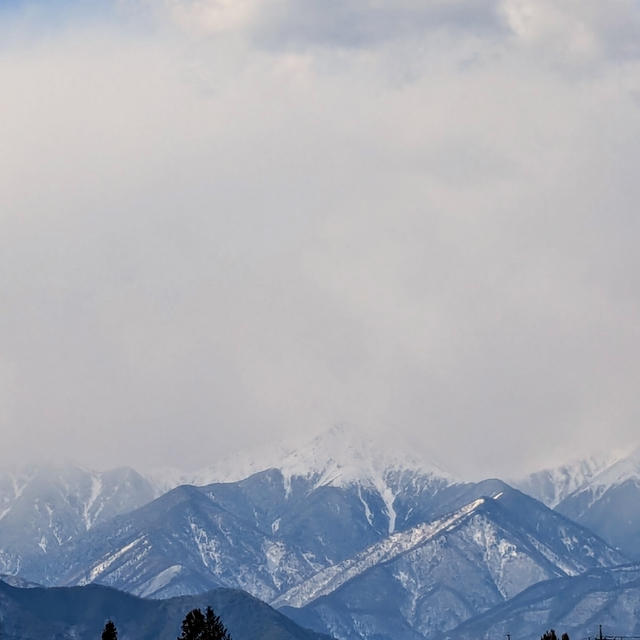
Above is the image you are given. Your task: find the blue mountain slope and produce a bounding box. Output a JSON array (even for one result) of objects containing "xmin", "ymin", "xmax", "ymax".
[
  {"xmin": 0, "ymin": 465, "xmax": 156, "ymax": 578},
  {"xmin": 557, "ymin": 479, "xmax": 640, "ymax": 560},
  {"xmin": 0, "ymin": 579, "xmax": 333, "ymax": 640},
  {"xmin": 47, "ymin": 483, "xmax": 321, "ymax": 601},
  {"xmin": 516, "ymin": 449, "xmax": 640, "ymax": 559},
  {"xmin": 278, "ymin": 496, "xmax": 627, "ymax": 640},
  {"xmin": 29, "ymin": 463, "xmax": 460, "ymax": 598},
  {"xmin": 447, "ymin": 563, "xmax": 640, "ymax": 640}
]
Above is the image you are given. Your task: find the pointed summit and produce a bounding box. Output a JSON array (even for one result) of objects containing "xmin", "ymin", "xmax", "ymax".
[
  {"xmin": 276, "ymin": 423, "xmax": 455, "ymax": 490},
  {"xmin": 154, "ymin": 423, "xmax": 455, "ymax": 493}
]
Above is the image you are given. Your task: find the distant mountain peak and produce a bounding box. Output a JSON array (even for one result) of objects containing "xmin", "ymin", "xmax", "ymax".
[
  {"xmin": 512, "ymin": 452, "xmax": 617, "ymax": 507},
  {"xmin": 151, "ymin": 423, "xmax": 456, "ymax": 494},
  {"xmin": 276, "ymin": 423, "xmax": 454, "ymax": 488},
  {"xmin": 588, "ymin": 445, "xmax": 640, "ymax": 490}
]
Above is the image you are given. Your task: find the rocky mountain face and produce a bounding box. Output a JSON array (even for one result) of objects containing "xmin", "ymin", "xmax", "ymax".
[
  {"xmin": 13, "ymin": 466, "xmax": 627, "ymax": 640},
  {"xmin": 0, "ymin": 579, "xmax": 331, "ymax": 640},
  {"xmin": 35, "ymin": 462, "xmax": 462, "ymax": 599},
  {"xmin": 51, "ymin": 479, "xmax": 323, "ymax": 601},
  {"xmin": 448, "ymin": 563, "xmax": 640, "ymax": 640},
  {"xmin": 1, "ymin": 429, "xmax": 639, "ymax": 640},
  {"xmin": 517, "ymin": 447, "xmax": 640, "ymax": 559},
  {"xmin": 277, "ymin": 492, "xmax": 626, "ymax": 640},
  {"xmin": 512, "ymin": 455, "xmax": 612, "ymax": 508},
  {"xmin": 0, "ymin": 465, "xmax": 157, "ymax": 578}
]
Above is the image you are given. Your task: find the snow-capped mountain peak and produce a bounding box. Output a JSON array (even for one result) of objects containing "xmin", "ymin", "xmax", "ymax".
[
  {"xmin": 512, "ymin": 453, "xmax": 615, "ymax": 507},
  {"xmin": 276, "ymin": 424, "xmax": 454, "ymax": 489},
  {"xmin": 587, "ymin": 445, "xmax": 640, "ymax": 491},
  {"xmin": 151, "ymin": 424, "xmax": 455, "ymax": 492}
]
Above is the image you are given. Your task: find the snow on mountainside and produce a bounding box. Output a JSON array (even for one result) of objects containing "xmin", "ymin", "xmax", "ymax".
[
  {"xmin": 555, "ymin": 447, "xmax": 640, "ymax": 559},
  {"xmin": 584, "ymin": 446, "xmax": 640, "ymax": 492},
  {"xmin": 272, "ymin": 424, "xmax": 454, "ymax": 487},
  {"xmin": 0, "ymin": 432, "xmax": 635, "ymax": 640},
  {"xmin": 448, "ymin": 563, "xmax": 640, "ymax": 640},
  {"xmin": 19, "ymin": 467, "xmax": 625, "ymax": 640},
  {"xmin": 280, "ymin": 495, "xmax": 626, "ymax": 640},
  {"xmin": 266, "ymin": 425, "xmax": 456, "ymax": 536},
  {"xmin": 53, "ymin": 481, "xmax": 325, "ymax": 601},
  {"xmin": 41, "ymin": 458, "xmax": 458, "ymax": 599},
  {"xmin": 149, "ymin": 425, "xmax": 456, "ymax": 537},
  {"xmin": 515, "ymin": 445, "xmax": 640, "ymax": 558},
  {"xmin": 0, "ymin": 465, "xmax": 157, "ymax": 577},
  {"xmin": 0, "ymin": 426, "xmax": 459, "ymax": 595},
  {"xmin": 0, "ymin": 574, "xmax": 42, "ymax": 588},
  {"xmin": 513, "ymin": 454, "xmax": 613, "ymax": 508},
  {"xmin": 151, "ymin": 424, "xmax": 454, "ymax": 490},
  {"xmin": 273, "ymin": 499, "xmax": 503, "ymax": 609}
]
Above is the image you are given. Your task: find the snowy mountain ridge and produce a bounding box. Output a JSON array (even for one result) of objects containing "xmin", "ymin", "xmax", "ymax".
[
  {"xmin": 512, "ymin": 445, "xmax": 640, "ymax": 561},
  {"xmin": 585, "ymin": 446, "xmax": 640, "ymax": 493},
  {"xmin": 149, "ymin": 424, "xmax": 455, "ymax": 493},
  {"xmin": 272, "ymin": 497, "xmax": 488, "ymax": 608},
  {"xmin": 280, "ymin": 491, "xmax": 627, "ymax": 640},
  {"xmin": 514, "ymin": 445, "xmax": 640, "ymax": 509},
  {"xmin": 512, "ymin": 454, "xmax": 614, "ymax": 508},
  {"xmin": 0, "ymin": 465, "xmax": 157, "ymax": 576},
  {"xmin": 0, "ymin": 432, "xmax": 638, "ymax": 640},
  {"xmin": 148, "ymin": 425, "xmax": 456, "ymax": 537}
]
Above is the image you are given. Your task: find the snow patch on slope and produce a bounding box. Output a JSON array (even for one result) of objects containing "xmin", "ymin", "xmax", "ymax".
[
  {"xmin": 83, "ymin": 473, "xmax": 103, "ymax": 530},
  {"xmin": 272, "ymin": 498, "xmax": 486, "ymax": 608},
  {"xmin": 85, "ymin": 537, "xmax": 146, "ymax": 583},
  {"xmin": 137, "ymin": 564, "xmax": 183, "ymax": 598}
]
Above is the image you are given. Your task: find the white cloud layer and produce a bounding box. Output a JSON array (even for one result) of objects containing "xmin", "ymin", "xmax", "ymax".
[{"xmin": 2, "ymin": 0, "xmax": 640, "ymax": 477}]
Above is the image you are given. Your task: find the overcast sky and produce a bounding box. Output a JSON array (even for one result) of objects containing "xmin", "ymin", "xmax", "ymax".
[{"xmin": 2, "ymin": 0, "xmax": 640, "ymax": 478}]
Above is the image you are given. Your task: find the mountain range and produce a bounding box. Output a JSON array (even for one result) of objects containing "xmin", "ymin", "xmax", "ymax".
[
  {"xmin": 1, "ymin": 426, "xmax": 639, "ymax": 640},
  {"xmin": 0, "ymin": 465, "xmax": 156, "ymax": 577},
  {"xmin": 513, "ymin": 447, "xmax": 640, "ymax": 560},
  {"xmin": 0, "ymin": 578, "xmax": 330, "ymax": 640}
]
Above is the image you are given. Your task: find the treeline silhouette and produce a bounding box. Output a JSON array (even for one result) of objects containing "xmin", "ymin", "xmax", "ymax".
[
  {"xmin": 541, "ymin": 632, "xmax": 570, "ymax": 640},
  {"xmin": 101, "ymin": 606, "xmax": 231, "ymax": 640},
  {"xmin": 99, "ymin": 615, "xmax": 570, "ymax": 640}
]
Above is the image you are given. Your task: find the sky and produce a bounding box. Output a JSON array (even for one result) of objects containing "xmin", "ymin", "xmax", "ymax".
[{"xmin": 2, "ymin": 0, "xmax": 640, "ymax": 478}]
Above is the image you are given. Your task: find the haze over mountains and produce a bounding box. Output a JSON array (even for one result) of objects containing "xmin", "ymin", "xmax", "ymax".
[{"xmin": 1, "ymin": 426, "xmax": 640, "ymax": 640}]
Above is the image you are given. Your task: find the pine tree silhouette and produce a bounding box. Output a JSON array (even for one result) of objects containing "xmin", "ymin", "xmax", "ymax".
[
  {"xmin": 204, "ymin": 607, "xmax": 231, "ymax": 640},
  {"xmin": 541, "ymin": 630, "xmax": 569, "ymax": 640},
  {"xmin": 178, "ymin": 607, "xmax": 231, "ymax": 640},
  {"xmin": 101, "ymin": 620, "xmax": 118, "ymax": 640}
]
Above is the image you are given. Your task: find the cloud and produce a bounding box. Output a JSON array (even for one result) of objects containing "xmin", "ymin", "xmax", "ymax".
[
  {"xmin": 250, "ymin": 0, "xmax": 506, "ymax": 49},
  {"xmin": 502, "ymin": 0, "xmax": 640, "ymax": 63},
  {"xmin": 2, "ymin": 1, "xmax": 640, "ymax": 477}
]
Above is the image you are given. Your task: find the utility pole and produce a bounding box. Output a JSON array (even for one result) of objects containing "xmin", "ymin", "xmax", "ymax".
[
  {"xmin": 599, "ymin": 625, "xmax": 604, "ymax": 640},
  {"xmin": 506, "ymin": 634, "xmax": 511, "ymax": 640}
]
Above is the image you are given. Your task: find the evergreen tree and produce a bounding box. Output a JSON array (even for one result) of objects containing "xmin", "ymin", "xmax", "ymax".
[
  {"xmin": 541, "ymin": 630, "xmax": 569, "ymax": 640},
  {"xmin": 101, "ymin": 620, "xmax": 118, "ymax": 640},
  {"xmin": 178, "ymin": 608, "xmax": 206, "ymax": 640},
  {"xmin": 204, "ymin": 606, "xmax": 231, "ymax": 640},
  {"xmin": 178, "ymin": 607, "xmax": 231, "ymax": 640}
]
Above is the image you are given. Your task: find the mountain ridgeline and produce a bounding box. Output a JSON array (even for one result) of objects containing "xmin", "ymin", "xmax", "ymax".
[
  {"xmin": 0, "ymin": 579, "xmax": 331, "ymax": 640},
  {"xmin": 0, "ymin": 428, "xmax": 639, "ymax": 640}
]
